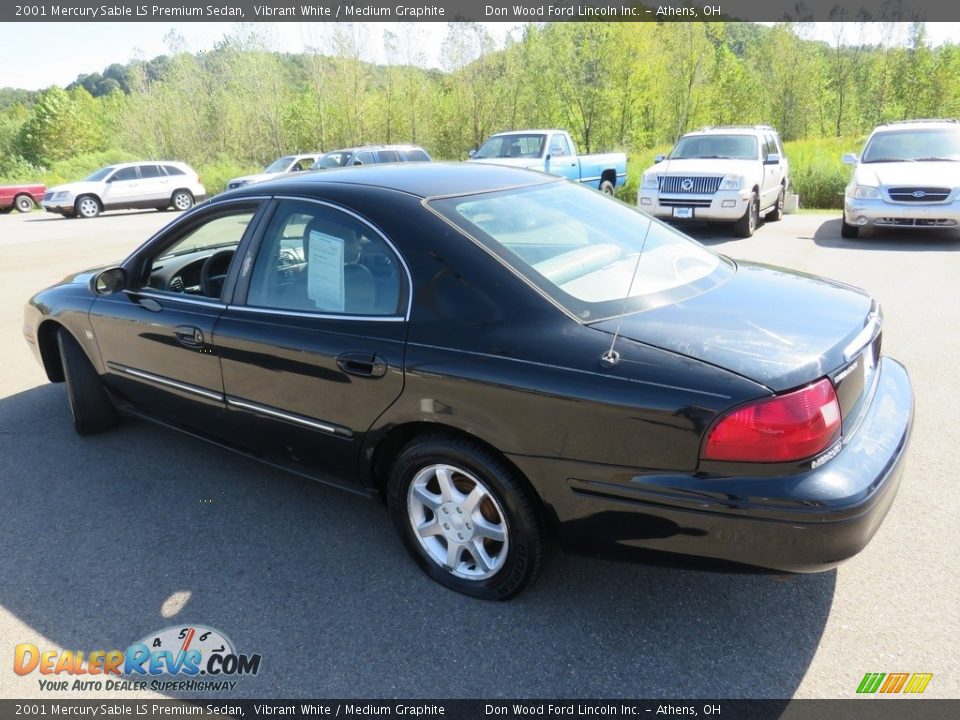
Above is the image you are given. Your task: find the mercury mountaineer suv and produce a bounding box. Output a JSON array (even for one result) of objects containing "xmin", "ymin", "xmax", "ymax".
[
  {"xmin": 638, "ymin": 125, "xmax": 790, "ymax": 238},
  {"xmin": 841, "ymin": 119, "xmax": 960, "ymax": 238}
]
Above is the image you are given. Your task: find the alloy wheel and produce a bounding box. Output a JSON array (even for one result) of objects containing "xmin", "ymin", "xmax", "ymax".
[{"xmin": 406, "ymin": 463, "xmax": 509, "ymax": 580}]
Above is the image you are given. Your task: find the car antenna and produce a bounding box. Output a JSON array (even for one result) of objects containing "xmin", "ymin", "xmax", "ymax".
[
  {"xmin": 601, "ymin": 140, "xmax": 674, "ymax": 369},
  {"xmin": 600, "ymin": 213, "xmax": 655, "ymax": 369}
]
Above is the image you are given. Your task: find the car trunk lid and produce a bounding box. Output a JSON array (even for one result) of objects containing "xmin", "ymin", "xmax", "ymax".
[{"xmin": 590, "ymin": 261, "xmax": 881, "ymax": 425}]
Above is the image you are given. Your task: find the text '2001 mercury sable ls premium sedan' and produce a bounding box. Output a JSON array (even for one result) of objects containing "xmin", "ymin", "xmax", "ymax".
[{"xmin": 24, "ymin": 163, "xmax": 913, "ymax": 599}]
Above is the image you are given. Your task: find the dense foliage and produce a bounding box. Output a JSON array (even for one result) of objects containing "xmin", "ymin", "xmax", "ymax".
[{"xmin": 1, "ymin": 22, "xmax": 958, "ymax": 206}]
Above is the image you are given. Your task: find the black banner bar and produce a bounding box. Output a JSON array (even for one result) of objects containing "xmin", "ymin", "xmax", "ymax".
[
  {"xmin": 0, "ymin": 701, "xmax": 959, "ymax": 720},
  {"xmin": 4, "ymin": 1, "xmax": 960, "ymax": 23}
]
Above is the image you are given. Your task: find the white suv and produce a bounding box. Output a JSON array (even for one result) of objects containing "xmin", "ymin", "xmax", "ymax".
[
  {"xmin": 41, "ymin": 161, "xmax": 206, "ymax": 219},
  {"xmin": 841, "ymin": 119, "xmax": 960, "ymax": 238},
  {"xmin": 638, "ymin": 125, "xmax": 790, "ymax": 237}
]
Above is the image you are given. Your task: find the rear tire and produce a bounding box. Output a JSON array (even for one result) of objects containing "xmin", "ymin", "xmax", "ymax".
[
  {"xmin": 734, "ymin": 192, "xmax": 759, "ymax": 238},
  {"xmin": 14, "ymin": 194, "xmax": 35, "ymax": 213},
  {"xmin": 57, "ymin": 328, "xmax": 117, "ymax": 435},
  {"xmin": 171, "ymin": 190, "xmax": 194, "ymax": 211},
  {"xmin": 841, "ymin": 219, "xmax": 860, "ymax": 239},
  {"xmin": 766, "ymin": 186, "xmax": 785, "ymax": 222},
  {"xmin": 387, "ymin": 434, "xmax": 549, "ymax": 600},
  {"xmin": 599, "ymin": 180, "xmax": 615, "ymax": 196}
]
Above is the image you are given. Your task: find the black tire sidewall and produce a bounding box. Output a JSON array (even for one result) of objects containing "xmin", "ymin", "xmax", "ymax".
[
  {"xmin": 387, "ymin": 438, "xmax": 543, "ymax": 600},
  {"xmin": 56, "ymin": 328, "xmax": 116, "ymax": 434},
  {"xmin": 15, "ymin": 195, "xmax": 34, "ymax": 213},
  {"xmin": 600, "ymin": 180, "xmax": 614, "ymax": 195}
]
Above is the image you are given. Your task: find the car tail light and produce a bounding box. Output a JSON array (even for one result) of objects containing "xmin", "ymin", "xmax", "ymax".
[{"xmin": 702, "ymin": 378, "xmax": 841, "ymax": 463}]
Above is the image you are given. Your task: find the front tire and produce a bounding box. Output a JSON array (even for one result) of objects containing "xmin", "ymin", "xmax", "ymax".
[
  {"xmin": 14, "ymin": 194, "xmax": 35, "ymax": 213},
  {"xmin": 387, "ymin": 434, "xmax": 549, "ymax": 600},
  {"xmin": 57, "ymin": 328, "xmax": 117, "ymax": 435},
  {"xmin": 734, "ymin": 192, "xmax": 759, "ymax": 238},
  {"xmin": 841, "ymin": 218, "xmax": 860, "ymax": 238},
  {"xmin": 171, "ymin": 190, "xmax": 194, "ymax": 211},
  {"xmin": 75, "ymin": 195, "xmax": 101, "ymax": 219}
]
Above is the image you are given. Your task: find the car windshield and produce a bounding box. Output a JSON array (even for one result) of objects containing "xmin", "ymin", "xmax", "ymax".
[
  {"xmin": 84, "ymin": 166, "xmax": 115, "ymax": 182},
  {"xmin": 861, "ymin": 129, "xmax": 960, "ymax": 162},
  {"xmin": 311, "ymin": 152, "xmax": 352, "ymax": 169},
  {"xmin": 430, "ymin": 182, "xmax": 731, "ymax": 320},
  {"xmin": 474, "ymin": 134, "xmax": 545, "ymax": 160},
  {"xmin": 670, "ymin": 134, "xmax": 758, "ymax": 160},
  {"xmin": 264, "ymin": 156, "xmax": 295, "ymax": 173}
]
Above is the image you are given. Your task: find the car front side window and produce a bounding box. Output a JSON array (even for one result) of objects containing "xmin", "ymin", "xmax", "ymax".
[{"xmin": 245, "ymin": 201, "xmax": 403, "ymax": 317}]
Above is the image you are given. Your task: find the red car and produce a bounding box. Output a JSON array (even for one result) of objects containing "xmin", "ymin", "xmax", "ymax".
[{"xmin": 0, "ymin": 183, "xmax": 46, "ymax": 213}]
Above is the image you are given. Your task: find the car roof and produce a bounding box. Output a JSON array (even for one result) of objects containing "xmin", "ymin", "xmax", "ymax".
[
  {"xmin": 872, "ymin": 119, "xmax": 960, "ymax": 132},
  {"xmin": 488, "ymin": 129, "xmax": 559, "ymax": 137},
  {"xmin": 686, "ymin": 126, "xmax": 776, "ymax": 137},
  {"xmin": 226, "ymin": 162, "xmax": 558, "ymax": 200},
  {"xmin": 322, "ymin": 145, "xmax": 428, "ymax": 154}
]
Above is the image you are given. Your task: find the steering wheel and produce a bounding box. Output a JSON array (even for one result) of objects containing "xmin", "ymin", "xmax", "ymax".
[{"xmin": 200, "ymin": 249, "xmax": 236, "ymax": 299}]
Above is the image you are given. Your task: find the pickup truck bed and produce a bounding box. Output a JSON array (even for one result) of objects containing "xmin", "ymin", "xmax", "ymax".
[{"xmin": 0, "ymin": 183, "xmax": 46, "ymax": 213}]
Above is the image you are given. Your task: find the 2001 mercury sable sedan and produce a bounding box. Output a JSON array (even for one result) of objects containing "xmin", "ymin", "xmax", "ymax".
[{"xmin": 24, "ymin": 163, "xmax": 913, "ymax": 599}]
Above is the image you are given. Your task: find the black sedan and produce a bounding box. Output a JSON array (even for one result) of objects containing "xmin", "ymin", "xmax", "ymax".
[{"xmin": 23, "ymin": 164, "xmax": 913, "ymax": 599}]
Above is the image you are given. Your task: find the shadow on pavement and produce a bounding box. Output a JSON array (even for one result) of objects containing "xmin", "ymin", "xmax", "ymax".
[
  {"xmin": 812, "ymin": 218, "xmax": 960, "ymax": 251},
  {"xmin": 0, "ymin": 384, "xmax": 836, "ymax": 699}
]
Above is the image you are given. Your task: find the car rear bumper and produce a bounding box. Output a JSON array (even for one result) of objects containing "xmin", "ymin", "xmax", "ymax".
[
  {"xmin": 844, "ymin": 198, "xmax": 960, "ymax": 229},
  {"xmin": 514, "ymin": 357, "xmax": 913, "ymax": 572}
]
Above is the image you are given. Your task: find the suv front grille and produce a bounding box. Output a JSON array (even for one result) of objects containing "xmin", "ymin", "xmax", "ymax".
[
  {"xmin": 887, "ymin": 187, "xmax": 951, "ymax": 203},
  {"xmin": 658, "ymin": 176, "xmax": 722, "ymax": 194}
]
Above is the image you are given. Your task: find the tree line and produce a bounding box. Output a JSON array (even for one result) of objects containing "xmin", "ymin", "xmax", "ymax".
[{"xmin": 1, "ymin": 21, "xmax": 958, "ymax": 187}]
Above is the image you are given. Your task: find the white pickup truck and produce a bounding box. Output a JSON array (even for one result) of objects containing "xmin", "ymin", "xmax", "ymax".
[
  {"xmin": 638, "ymin": 125, "xmax": 790, "ymax": 237},
  {"xmin": 469, "ymin": 129, "xmax": 627, "ymax": 195}
]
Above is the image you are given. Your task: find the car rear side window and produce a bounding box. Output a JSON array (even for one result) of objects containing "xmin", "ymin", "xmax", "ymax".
[
  {"xmin": 245, "ymin": 201, "xmax": 404, "ymax": 317},
  {"xmin": 377, "ymin": 150, "xmax": 401, "ymax": 163},
  {"xmin": 403, "ymin": 149, "xmax": 431, "ymax": 162},
  {"xmin": 140, "ymin": 165, "xmax": 162, "ymax": 178}
]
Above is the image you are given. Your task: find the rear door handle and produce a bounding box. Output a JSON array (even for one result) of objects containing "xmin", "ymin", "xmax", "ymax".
[
  {"xmin": 337, "ymin": 352, "xmax": 387, "ymax": 378},
  {"xmin": 174, "ymin": 325, "xmax": 204, "ymax": 347}
]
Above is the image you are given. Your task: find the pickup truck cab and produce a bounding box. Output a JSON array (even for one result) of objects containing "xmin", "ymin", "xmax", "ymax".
[
  {"xmin": 469, "ymin": 129, "xmax": 627, "ymax": 194},
  {"xmin": 0, "ymin": 183, "xmax": 45, "ymax": 213},
  {"xmin": 638, "ymin": 125, "xmax": 789, "ymax": 237}
]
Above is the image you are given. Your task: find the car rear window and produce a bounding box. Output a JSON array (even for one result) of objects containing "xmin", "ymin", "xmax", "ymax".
[{"xmin": 430, "ymin": 181, "xmax": 731, "ymax": 320}]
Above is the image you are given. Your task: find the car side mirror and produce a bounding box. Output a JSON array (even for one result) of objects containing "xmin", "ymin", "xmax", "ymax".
[
  {"xmin": 468, "ymin": 149, "xmax": 477, "ymax": 159},
  {"xmin": 841, "ymin": 153, "xmax": 858, "ymax": 165},
  {"xmin": 93, "ymin": 267, "xmax": 126, "ymax": 295},
  {"xmin": 654, "ymin": 154, "xmax": 665, "ymax": 163},
  {"xmin": 764, "ymin": 153, "xmax": 781, "ymax": 165}
]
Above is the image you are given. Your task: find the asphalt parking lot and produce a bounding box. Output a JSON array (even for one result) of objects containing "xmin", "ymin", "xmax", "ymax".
[{"xmin": 1, "ymin": 208, "xmax": 958, "ymax": 700}]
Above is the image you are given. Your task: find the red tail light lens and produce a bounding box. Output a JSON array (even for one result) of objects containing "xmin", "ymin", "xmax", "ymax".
[{"xmin": 703, "ymin": 378, "xmax": 841, "ymax": 463}]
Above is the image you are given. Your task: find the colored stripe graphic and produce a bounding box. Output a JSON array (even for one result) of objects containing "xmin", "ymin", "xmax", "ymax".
[
  {"xmin": 857, "ymin": 672, "xmax": 933, "ymax": 694},
  {"xmin": 903, "ymin": 673, "xmax": 934, "ymax": 694},
  {"xmin": 880, "ymin": 673, "xmax": 909, "ymax": 693},
  {"xmin": 857, "ymin": 673, "xmax": 885, "ymax": 694}
]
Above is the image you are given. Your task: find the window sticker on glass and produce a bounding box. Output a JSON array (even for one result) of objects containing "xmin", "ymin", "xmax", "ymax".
[{"xmin": 307, "ymin": 230, "xmax": 345, "ymax": 311}]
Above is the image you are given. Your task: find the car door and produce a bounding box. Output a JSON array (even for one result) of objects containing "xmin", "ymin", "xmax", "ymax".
[
  {"xmin": 212, "ymin": 198, "xmax": 408, "ymax": 488},
  {"xmin": 89, "ymin": 200, "xmax": 264, "ymax": 429},
  {"xmin": 101, "ymin": 166, "xmax": 141, "ymax": 209},
  {"xmin": 138, "ymin": 163, "xmax": 169, "ymax": 205},
  {"xmin": 547, "ymin": 133, "xmax": 579, "ymax": 180},
  {"xmin": 761, "ymin": 134, "xmax": 780, "ymax": 207}
]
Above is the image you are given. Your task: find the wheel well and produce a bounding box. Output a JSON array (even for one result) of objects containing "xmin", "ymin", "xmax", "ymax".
[
  {"xmin": 369, "ymin": 421, "xmax": 559, "ymax": 537},
  {"xmin": 600, "ymin": 169, "xmax": 616, "ymax": 187},
  {"xmin": 76, "ymin": 193, "xmax": 102, "ymax": 208},
  {"xmin": 172, "ymin": 188, "xmax": 194, "ymax": 199},
  {"xmin": 37, "ymin": 320, "xmax": 65, "ymax": 382},
  {"xmin": 14, "ymin": 192, "xmax": 32, "ymax": 202}
]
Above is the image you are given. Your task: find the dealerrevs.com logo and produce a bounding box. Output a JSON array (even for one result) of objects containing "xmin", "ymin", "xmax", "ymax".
[{"xmin": 14, "ymin": 625, "xmax": 262, "ymax": 692}]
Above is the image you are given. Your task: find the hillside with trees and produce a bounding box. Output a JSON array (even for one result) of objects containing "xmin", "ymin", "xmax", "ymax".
[{"xmin": 1, "ymin": 22, "xmax": 958, "ymax": 206}]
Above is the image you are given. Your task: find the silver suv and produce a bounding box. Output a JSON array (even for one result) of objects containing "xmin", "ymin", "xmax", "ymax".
[
  {"xmin": 638, "ymin": 125, "xmax": 790, "ymax": 238},
  {"xmin": 841, "ymin": 119, "xmax": 960, "ymax": 238}
]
